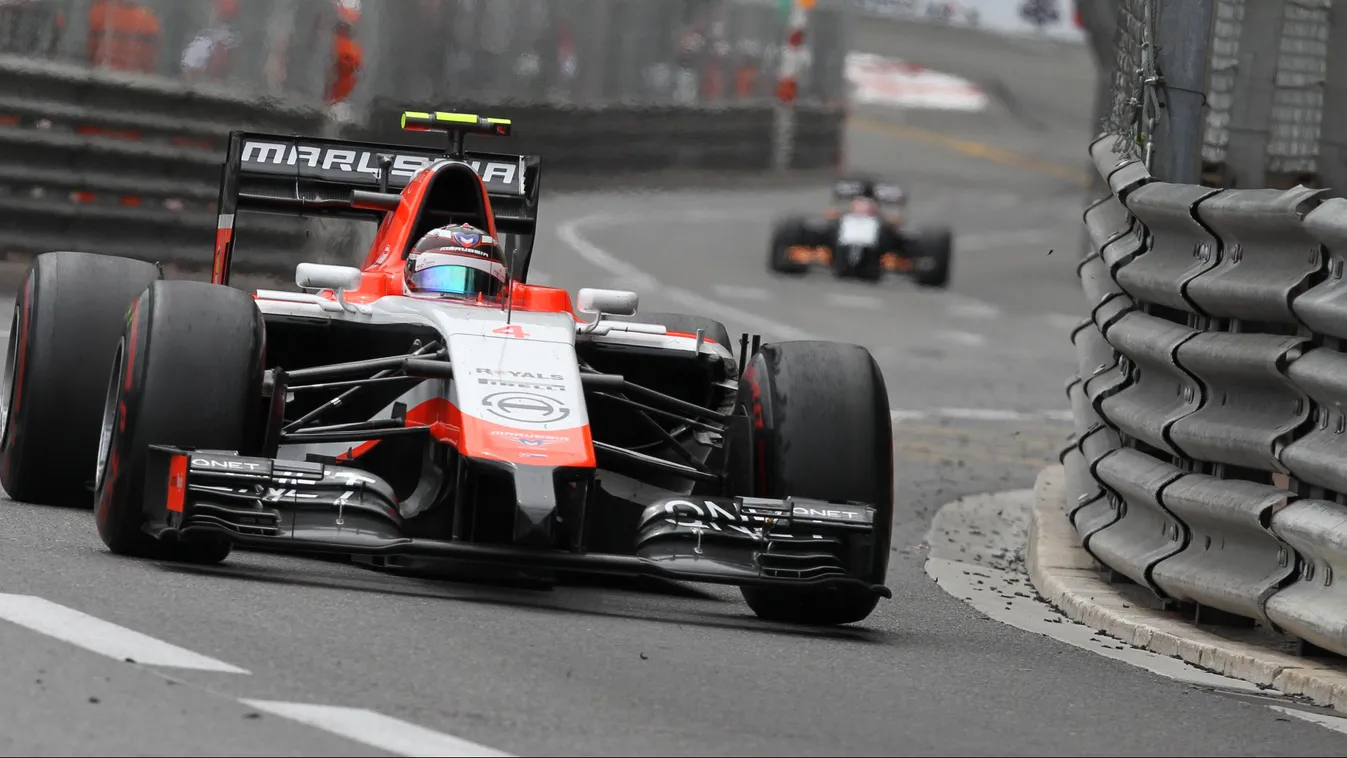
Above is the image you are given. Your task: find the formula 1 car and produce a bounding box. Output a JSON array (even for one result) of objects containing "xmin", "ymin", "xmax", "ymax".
[
  {"xmin": 0, "ymin": 111, "xmax": 895, "ymax": 626},
  {"xmin": 768, "ymin": 173, "xmax": 953, "ymax": 288}
]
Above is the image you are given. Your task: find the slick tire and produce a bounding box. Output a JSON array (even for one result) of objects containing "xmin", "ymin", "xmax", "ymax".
[
  {"xmin": 736, "ymin": 341, "xmax": 893, "ymax": 626},
  {"xmin": 911, "ymin": 227, "xmax": 953, "ymax": 289},
  {"xmin": 0, "ymin": 252, "xmax": 162, "ymax": 507},
  {"xmin": 768, "ymin": 218, "xmax": 811, "ymax": 275},
  {"xmin": 95, "ymin": 280, "xmax": 266, "ymax": 563}
]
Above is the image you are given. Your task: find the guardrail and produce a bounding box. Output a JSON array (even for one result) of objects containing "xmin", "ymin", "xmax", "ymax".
[
  {"xmin": 1066, "ymin": 132, "xmax": 1347, "ymax": 658},
  {"xmin": 0, "ymin": 54, "xmax": 327, "ymax": 271},
  {"xmin": 0, "ymin": 59, "xmax": 844, "ymax": 275}
]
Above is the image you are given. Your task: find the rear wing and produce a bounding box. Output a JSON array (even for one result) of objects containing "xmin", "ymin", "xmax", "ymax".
[{"xmin": 211, "ymin": 117, "xmax": 542, "ymax": 284}]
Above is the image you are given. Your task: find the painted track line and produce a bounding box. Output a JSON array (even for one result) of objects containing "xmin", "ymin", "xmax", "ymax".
[
  {"xmin": 712, "ymin": 284, "xmax": 771, "ymax": 301},
  {"xmin": 557, "ymin": 214, "xmax": 819, "ymax": 341},
  {"xmin": 1268, "ymin": 706, "xmax": 1347, "ymax": 736},
  {"xmin": 0, "ymin": 593, "xmax": 249, "ymax": 673},
  {"xmin": 946, "ymin": 298, "xmax": 1001, "ymax": 319},
  {"xmin": 824, "ymin": 292, "xmax": 883, "ymax": 310},
  {"xmin": 1045, "ymin": 313, "xmax": 1083, "ymax": 330},
  {"xmin": 240, "ymin": 700, "xmax": 511, "ymax": 757},
  {"xmin": 892, "ymin": 408, "xmax": 1072, "ymax": 423},
  {"xmin": 852, "ymin": 116, "xmax": 1092, "ymax": 187},
  {"xmin": 934, "ymin": 329, "xmax": 986, "ymax": 348}
]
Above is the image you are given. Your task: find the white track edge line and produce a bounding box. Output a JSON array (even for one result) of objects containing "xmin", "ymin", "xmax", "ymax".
[
  {"xmin": 239, "ymin": 699, "xmax": 512, "ymax": 757},
  {"xmin": 0, "ymin": 594, "xmax": 250, "ymax": 674}
]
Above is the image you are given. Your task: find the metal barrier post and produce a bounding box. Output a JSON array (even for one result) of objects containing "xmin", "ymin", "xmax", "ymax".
[{"xmin": 1150, "ymin": 0, "xmax": 1216, "ymax": 184}]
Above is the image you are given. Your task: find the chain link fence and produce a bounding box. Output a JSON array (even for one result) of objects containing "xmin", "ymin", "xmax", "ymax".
[
  {"xmin": 0, "ymin": 0, "xmax": 850, "ymax": 119},
  {"xmin": 1084, "ymin": 0, "xmax": 1345, "ymax": 192},
  {"xmin": 1098, "ymin": 0, "xmax": 1150, "ymax": 164}
]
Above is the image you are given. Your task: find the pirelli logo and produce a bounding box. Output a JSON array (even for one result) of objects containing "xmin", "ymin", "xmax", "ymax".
[{"xmin": 239, "ymin": 140, "xmax": 521, "ymax": 193}]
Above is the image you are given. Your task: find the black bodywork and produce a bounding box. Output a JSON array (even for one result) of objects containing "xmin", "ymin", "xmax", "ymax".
[{"xmin": 140, "ymin": 321, "xmax": 889, "ymax": 600}]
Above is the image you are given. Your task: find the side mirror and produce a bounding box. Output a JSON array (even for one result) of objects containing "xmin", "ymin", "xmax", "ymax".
[
  {"xmin": 296, "ymin": 263, "xmax": 363, "ymax": 292},
  {"xmin": 576, "ymin": 288, "xmax": 638, "ymax": 318}
]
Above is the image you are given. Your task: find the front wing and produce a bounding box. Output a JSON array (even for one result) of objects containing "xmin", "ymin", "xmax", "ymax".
[
  {"xmin": 144, "ymin": 446, "xmax": 892, "ymax": 598},
  {"xmin": 786, "ymin": 245, "xmax": 917, "ymax": 273}
]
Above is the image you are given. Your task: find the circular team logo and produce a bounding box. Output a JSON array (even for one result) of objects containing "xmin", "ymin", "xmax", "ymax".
[{"xmin": 481, "ymin": 392, "xmax": 570, "ymax": 425}]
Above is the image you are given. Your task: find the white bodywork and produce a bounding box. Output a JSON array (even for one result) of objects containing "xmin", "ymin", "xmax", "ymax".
[{"xmin": 254, "ymin": 289, "xmax": 736, "ymax": 467}]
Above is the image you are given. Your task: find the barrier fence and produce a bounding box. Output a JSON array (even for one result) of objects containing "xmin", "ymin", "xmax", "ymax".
[
  {"xmin": 0, "ymin": 0, "xmax": 850, "ymax": 273},
  {"xmin": 1068, "ymin": 132, "xmax": 1347, "ymax": 656},
  {"xmin": 1062, "ymin": 0, "xmax": 1347, "ymax": 661}
]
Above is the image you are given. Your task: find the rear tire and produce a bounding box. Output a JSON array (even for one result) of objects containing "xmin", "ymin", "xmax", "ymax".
[
  {"xmin": 94, "ymin": 280, "xmax": 266, "ymax": 563},
  {"xmin": 0, "ymin": 252, "xmax": 162, "ymax": 507},
  {"xmin": 910, "ymin": 227, "xmax": 953, "ymax": 289},
  {"xmin": 736, "ymin": 341, "xmax": 894, "ymax": 626}
]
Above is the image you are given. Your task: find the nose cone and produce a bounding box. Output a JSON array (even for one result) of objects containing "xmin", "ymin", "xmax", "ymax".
[{"xmin": 511, "ymin": 465, "xmax": 558, "ymax": 548}]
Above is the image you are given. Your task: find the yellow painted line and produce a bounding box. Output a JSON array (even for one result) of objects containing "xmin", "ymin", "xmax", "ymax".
[{"xmin": 852, "ymin": 116, "xmax": 1092, "ymax": 187}]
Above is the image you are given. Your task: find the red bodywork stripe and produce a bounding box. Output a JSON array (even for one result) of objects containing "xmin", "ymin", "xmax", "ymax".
[
  {"xmin": 166, "ymin": 454, "xmax": 187, "ymax": 512},
  {"xmin": 212, "ymin": 226, "xmax": 233, "ymax": 284}
]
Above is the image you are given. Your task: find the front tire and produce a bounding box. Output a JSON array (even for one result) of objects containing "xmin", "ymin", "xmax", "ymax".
[
  {"xmin": 768, "ymin": 217, "xmax": 812, "ymax": 275},
  {"xmin": 736, "ymin": 341, "xmax": 893, "ymax": 625},
  {"xmin": 95, "ymin": 280, "xmax": 266, "ymax": 562},
  {"xmin": 0, "ymin": 252, "xmax": 162, "ymax": 506}
]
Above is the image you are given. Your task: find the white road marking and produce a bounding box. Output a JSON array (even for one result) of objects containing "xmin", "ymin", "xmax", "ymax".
[
  {"xmin": 712, "ymin": 284, "xmax": 771, "ymax": 301},
  {"xmin": 889, "ymin": 409, "xmax": 931, "ymax": 422},
  {"xmin": 557, "ymin": 214, "xmax": 819, "ymax": 342},
  {"xmin": 1268, "ymin": 705, "xmax": 1347, "ymax": 736},
  {"xmin": 0, "ymin": 594, "xmax": 249, "ymax": 674},
  {"xmin": 890, "ymin": 409, "xmax": 1073, "ymax": 424},
  {"xmin": 606, "ymin": 276, "xmax": 656, "ymax": 293},
  {"xmin": 945, "ymin": 298, "xmax": 1002, "ymax": 319},
  {"xmin": 824, "ymin": 292, "xmax": 883, "ymax": 310},
  {"xmin": 938, "ymin": 408, "xmax": 1035, "ymax": 422},
  {"xmin": 240, "ymin": 700, "xmax": 510, "ymax": 757},
  {"xmin": 956, "ymin": 228, "xmax": 1055, "ymax": 253},
  {"xmin": 555, "ymin": 217, "xmax": 659, "ymax": 292},
  {"xmin": 935, "ymin": 329, "xmax": 987, "ymax": 347},
  {"xmin": 1046, "ymin": 313, "xmax": 1083, "ymax": 330}
]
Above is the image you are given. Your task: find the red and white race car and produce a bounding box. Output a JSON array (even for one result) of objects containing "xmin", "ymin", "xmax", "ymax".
[{"xmin": 0, "ymin": 111, "xmax": 896, "ymax": 626}]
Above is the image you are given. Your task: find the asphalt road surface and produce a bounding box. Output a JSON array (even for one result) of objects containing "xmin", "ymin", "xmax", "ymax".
[{"xmin": 2, "ymin": 21, "xmax": 1345, "ymax": 758}]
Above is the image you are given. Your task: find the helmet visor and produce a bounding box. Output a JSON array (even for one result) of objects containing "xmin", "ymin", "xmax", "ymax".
[{"xmin": 407, "ymin": 254, "xmax": 507, "ymax": 297}]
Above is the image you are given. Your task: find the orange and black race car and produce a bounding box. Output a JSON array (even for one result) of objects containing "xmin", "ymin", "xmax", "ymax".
[{"xmin": 767, "ymin": 174, "xmax": 953, "ymax": 288}]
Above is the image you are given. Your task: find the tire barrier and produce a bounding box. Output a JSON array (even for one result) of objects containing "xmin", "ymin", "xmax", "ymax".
[{"xmin": 1067, "ymin": 131, "xmax": 1347, "ymax": 657}]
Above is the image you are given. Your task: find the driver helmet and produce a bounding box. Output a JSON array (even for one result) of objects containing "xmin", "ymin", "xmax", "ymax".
[{"xmin": 405, "ymin": 223, "xmax": 507, "ymax": 301}]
